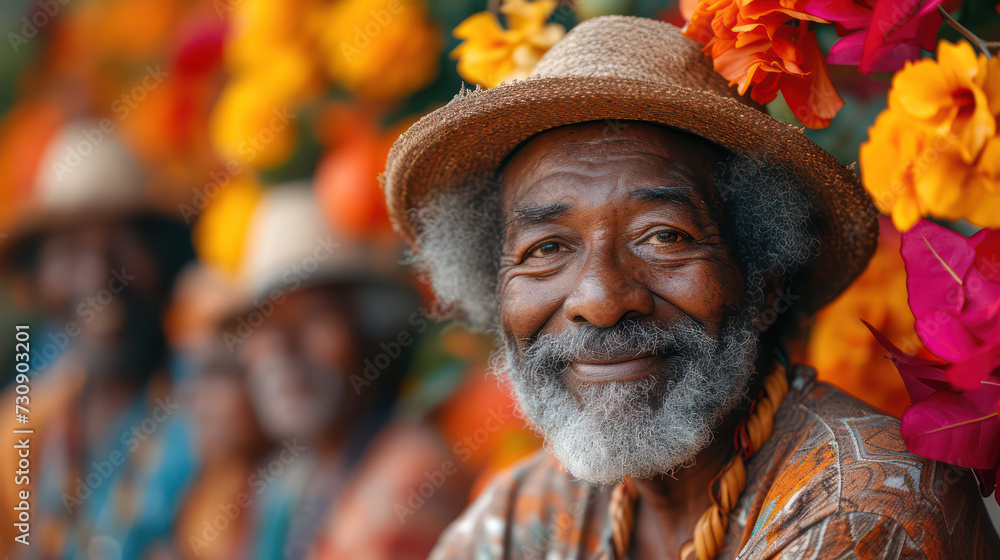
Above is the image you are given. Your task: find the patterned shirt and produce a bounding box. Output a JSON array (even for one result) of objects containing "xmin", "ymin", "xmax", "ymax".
[{"xmin": 430, "ymin": 366, "xmax": 1000, "ymax": 559}]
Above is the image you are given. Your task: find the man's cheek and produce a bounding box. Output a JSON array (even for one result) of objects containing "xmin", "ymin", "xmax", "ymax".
[
  {"xmin": 648, "ymin": 264, "xmax": 741, "ymax": 336},
  {"xmin": 501, "ymin": 277, "xmax": 568, "ymax": 336}
]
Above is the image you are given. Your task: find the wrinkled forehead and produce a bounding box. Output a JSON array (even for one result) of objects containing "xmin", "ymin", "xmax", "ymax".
[{"xmin": 498, "ymin": 121, "xmax": 724, "ymax": 210}]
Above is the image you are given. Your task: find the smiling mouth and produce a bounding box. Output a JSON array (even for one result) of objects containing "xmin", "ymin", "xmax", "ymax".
[{"xmin": 567, "ymin": 354, "xmax": 663, "ymax": 384}]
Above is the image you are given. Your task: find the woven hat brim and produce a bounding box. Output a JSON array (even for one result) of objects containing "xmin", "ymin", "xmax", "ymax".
[
  {"xmin": 0, "ymin": 204, "xmax": 183, "ymax": 270},
  {"xmin": 384, "ymin": 74, "xmax": 878, "ymax": 315}
]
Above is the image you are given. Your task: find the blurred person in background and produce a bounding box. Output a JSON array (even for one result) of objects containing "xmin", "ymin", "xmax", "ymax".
[
  {"xmin": 0, "ymin": 119, "xmax": 195, "ymax": 558},
  {"xmin": 216, "ymin": 183, "xmax": 470, "ymax": 560},
  {"xmin": 154, "ymin": 264, "xmax": 271, "ymax": 560}
]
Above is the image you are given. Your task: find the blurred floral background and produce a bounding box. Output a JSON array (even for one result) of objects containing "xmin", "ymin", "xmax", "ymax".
[{"xmin": 0, "ymin": 0, "xmax": 999, "ymax": 558}]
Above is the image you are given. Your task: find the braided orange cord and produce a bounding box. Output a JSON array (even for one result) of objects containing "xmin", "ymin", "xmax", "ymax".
[
  {"xmin": 608, "ymin": 365, "xmax": 789, "ymax": 560},
  {"xmin": 609, "ymin": 477, "xmax": 638, "ymax": 559},
  {"xmin": 680, "ymin": 366, "xmax": 788, "ymax": 560}
]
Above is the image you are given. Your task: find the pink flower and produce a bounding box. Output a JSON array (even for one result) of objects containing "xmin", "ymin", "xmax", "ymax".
[
  {"xmin": 865, "ymin": 322, "xmax": 1000, "ymax": 503},
  {"xmin": 900, "ymin": 220, "xmax": 1000, "ymax": 390},
  {"xmin": 807, "ymin": 0, "xmax": 950, "ymax": 74},
  {"xmin": 867, "ymin": 219, "xmax": 1000, "ymax": 503}
]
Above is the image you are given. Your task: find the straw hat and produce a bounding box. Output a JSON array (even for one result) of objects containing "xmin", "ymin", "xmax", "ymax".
[
  {"xmin": 11, "ymin": 119, "xmax": 150, "ymax": 236},
  {"xmin": 225, "ymin": 183, "xmax": 415, "ymax": 339},
  {"xmin": 2, "ymin": 118, "xmax": 191, "ymax": 272},
  {"xmin": 382, "ymin": 15, "xmax": 878, "ymax": 315},
  {"xmin": 235, "ymin": 182, "xmax": 404, "ymax": 299}
]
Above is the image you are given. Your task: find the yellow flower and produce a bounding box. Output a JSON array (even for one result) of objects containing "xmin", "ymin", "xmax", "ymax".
[
  {"xmin": 210, "ymin": 71, "xmax": 300, "ymax": 169},
  {"xmin": 861, "ymin": 40, "xmax": 1000, "ymax": 231},
  {"xmin": 214, "ymin": 0, "xmax": 325, "ymax": 171},
  {"xmin": 808, "ymin": 219, "xmax": 921, "ymax": 419},
  {"xmin": 226, "ymin": 0, "xmax": 319, "ymax": 71},
  {"xmin": 452, "ymin": 0, "xmax": 566, "ymax": 88},
  {"xmin": 970, "ymin": 137, "xmax": 1000, "ymax": 223},
  {"xmin": 321, "ymin": 0, "xmax": 442, "ymax": 102},
  {"xmin": 193, "ymin": 179, "xmax": 264, "ymax": 276},
  {"xmin": 889, "ymin": 41, "xmax": 998, "ymax": 163}
]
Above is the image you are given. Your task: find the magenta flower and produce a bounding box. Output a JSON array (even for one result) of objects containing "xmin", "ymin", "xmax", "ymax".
[
  {"xmin": 865, "ymin": 321, "xmax": 1000, "ymax": 502},
  {"xmin": 866, "ymin": 219, "xmax": 1000, "ymax": 504},
  {"xmin": 900, "ymin": 220, "xmax": 1000, "ymax": 390},
  {"xmin": 807, "ymin": 0, "xmax": 949, "ymax": 74}
]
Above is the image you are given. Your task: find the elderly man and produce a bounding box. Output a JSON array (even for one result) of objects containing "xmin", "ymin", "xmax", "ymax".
[{"xmin": 382, "ymin": 17, "xmax": 1000, "ymax": 560}]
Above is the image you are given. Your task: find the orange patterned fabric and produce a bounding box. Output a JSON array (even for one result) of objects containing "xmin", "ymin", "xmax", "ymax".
[{"xmin": 429, "ymin": 366, "xmax": 1000, "ymax": 559}]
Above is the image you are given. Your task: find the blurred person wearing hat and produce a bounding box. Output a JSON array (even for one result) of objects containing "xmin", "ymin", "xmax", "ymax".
[
  {"xmin": 143, "ymin": 263, "xmax": 271, "ymax": 560},
  {"xmin": 218, "ymin": 183, "xmax": 469, "ymax": 560},
  {"xmin": 382, "ymin": 16, "xmax": 1000, "ymax": 560},
  {"xmin": 0, "ymin": 118, "xmax": 195, "ymax": 559}
]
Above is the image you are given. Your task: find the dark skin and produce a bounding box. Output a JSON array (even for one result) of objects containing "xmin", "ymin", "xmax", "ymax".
[
  {"xmin": 237, "ymin": 286, "xmax": 368, "ymax": 456},
  {"xmin": 30, "ymin": 221, "xmax": 166, "ymax": 454},
  {"xmin": 498, "ymin": 121, "xmax": 777, "ymax": 557}
]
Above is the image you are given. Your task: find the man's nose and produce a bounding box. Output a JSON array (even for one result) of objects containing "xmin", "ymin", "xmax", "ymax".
[{"xmin": 562, "ymin": 249, "xmax": 654, "ymax": 328}]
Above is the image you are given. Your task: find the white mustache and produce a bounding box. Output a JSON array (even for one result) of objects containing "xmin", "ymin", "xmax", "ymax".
[{"xmin": 513, "ymin": 316, "xmax": 707, "ymax": 374}]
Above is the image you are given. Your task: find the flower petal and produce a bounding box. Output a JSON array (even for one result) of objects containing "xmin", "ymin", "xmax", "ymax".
[
  {"xmin": 891, "ymin": 59, "xmax": 950, "ymax": 120},
  {"xmin": 778, "ymin": 29, "xmax": 844, "ymax": 128},
  {"xmin": 914, "ymin": 143, "xmax": 978, "ymax": 219},
  {"xmin": 974, "ymin": 229, "xmax": 1000, "ymax": 283},
  {"xmin": 901, "ymin": 389, "xmax": 1000, "ymax": 469},
  {"xmin": 863, "ymin": 320, "xmax": 952, "ymax": 403},
  {"xmin": 945, "ymin": 339, "xmax": 1000, "ymax": 391},
  {"xmin": 861, "ymin": 0, "xmax": 946, "ymax": 74},
  {"xmin": 901, "ymin": 220, "xmax": 977, "ymax": 319},
  {"xmin": 966, "ymin": 192, "xmax": 1000, "ymax": 229},
  {"xmin": 826, "ymin": 31, "xmax": 866, "ymax": 66},
  {"xmin": 914, "ymin": 311, "xmax": 979, "ymax": 363}
]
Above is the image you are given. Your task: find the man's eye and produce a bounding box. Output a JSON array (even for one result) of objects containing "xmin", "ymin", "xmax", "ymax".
[
  {"xmin": 647, "ymin": 230, "xmax": 684, "ymax": 245},
  {"xmin": 528, "ymin": 241, "xmax": 561, "ymax": 258}
]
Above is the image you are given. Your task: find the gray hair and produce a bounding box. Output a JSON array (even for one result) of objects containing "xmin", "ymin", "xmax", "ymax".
[
  {"xmin": 496, "ymin": 310, "xmax": 760, "ymax": 483},
  {"xmin": 409, "ymin": 151, "xmax": 819, "ymax": 331}
]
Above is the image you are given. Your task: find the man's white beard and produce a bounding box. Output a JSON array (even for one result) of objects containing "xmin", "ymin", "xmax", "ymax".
[{"xmin": 497, "ymin": 315, "xmax": 760, "ymax": 485}]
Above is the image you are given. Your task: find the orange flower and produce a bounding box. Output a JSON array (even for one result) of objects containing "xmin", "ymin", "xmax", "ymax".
[
  {"xmin": 684, "ymin": 0, "xmax": 843, "ymax": 128},
  {"xmin": 314, "ymin": 114, "xmax": 396, "ymax": 241},
  {"xmin": 210, "ymin": 69, "xmax": 301, "ymax": 169},
  {"xmin": 321, "ymin": 0, "xmax": 442, "ymax": 102},
  {"xmin": 193, "ymin": 179, "xmax": 264, "ymax": 276},
  {"xmin": 807, "ymin": 219, "xmax": 926, "ymax": 418},
  {"xmin": 861, "ymin": 40, "xmax": 1000, "ymax": 231},
  {"xmin": 890, "ymin": 41, "xmax": 1000, "ymax": 163},
  {"xmin": 213, "ymin": 0, "xmax": 323, "ymax": 170},
  {"xmin": 451, "ymin": 0, "xmax": 566, "ymax": 88}
]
